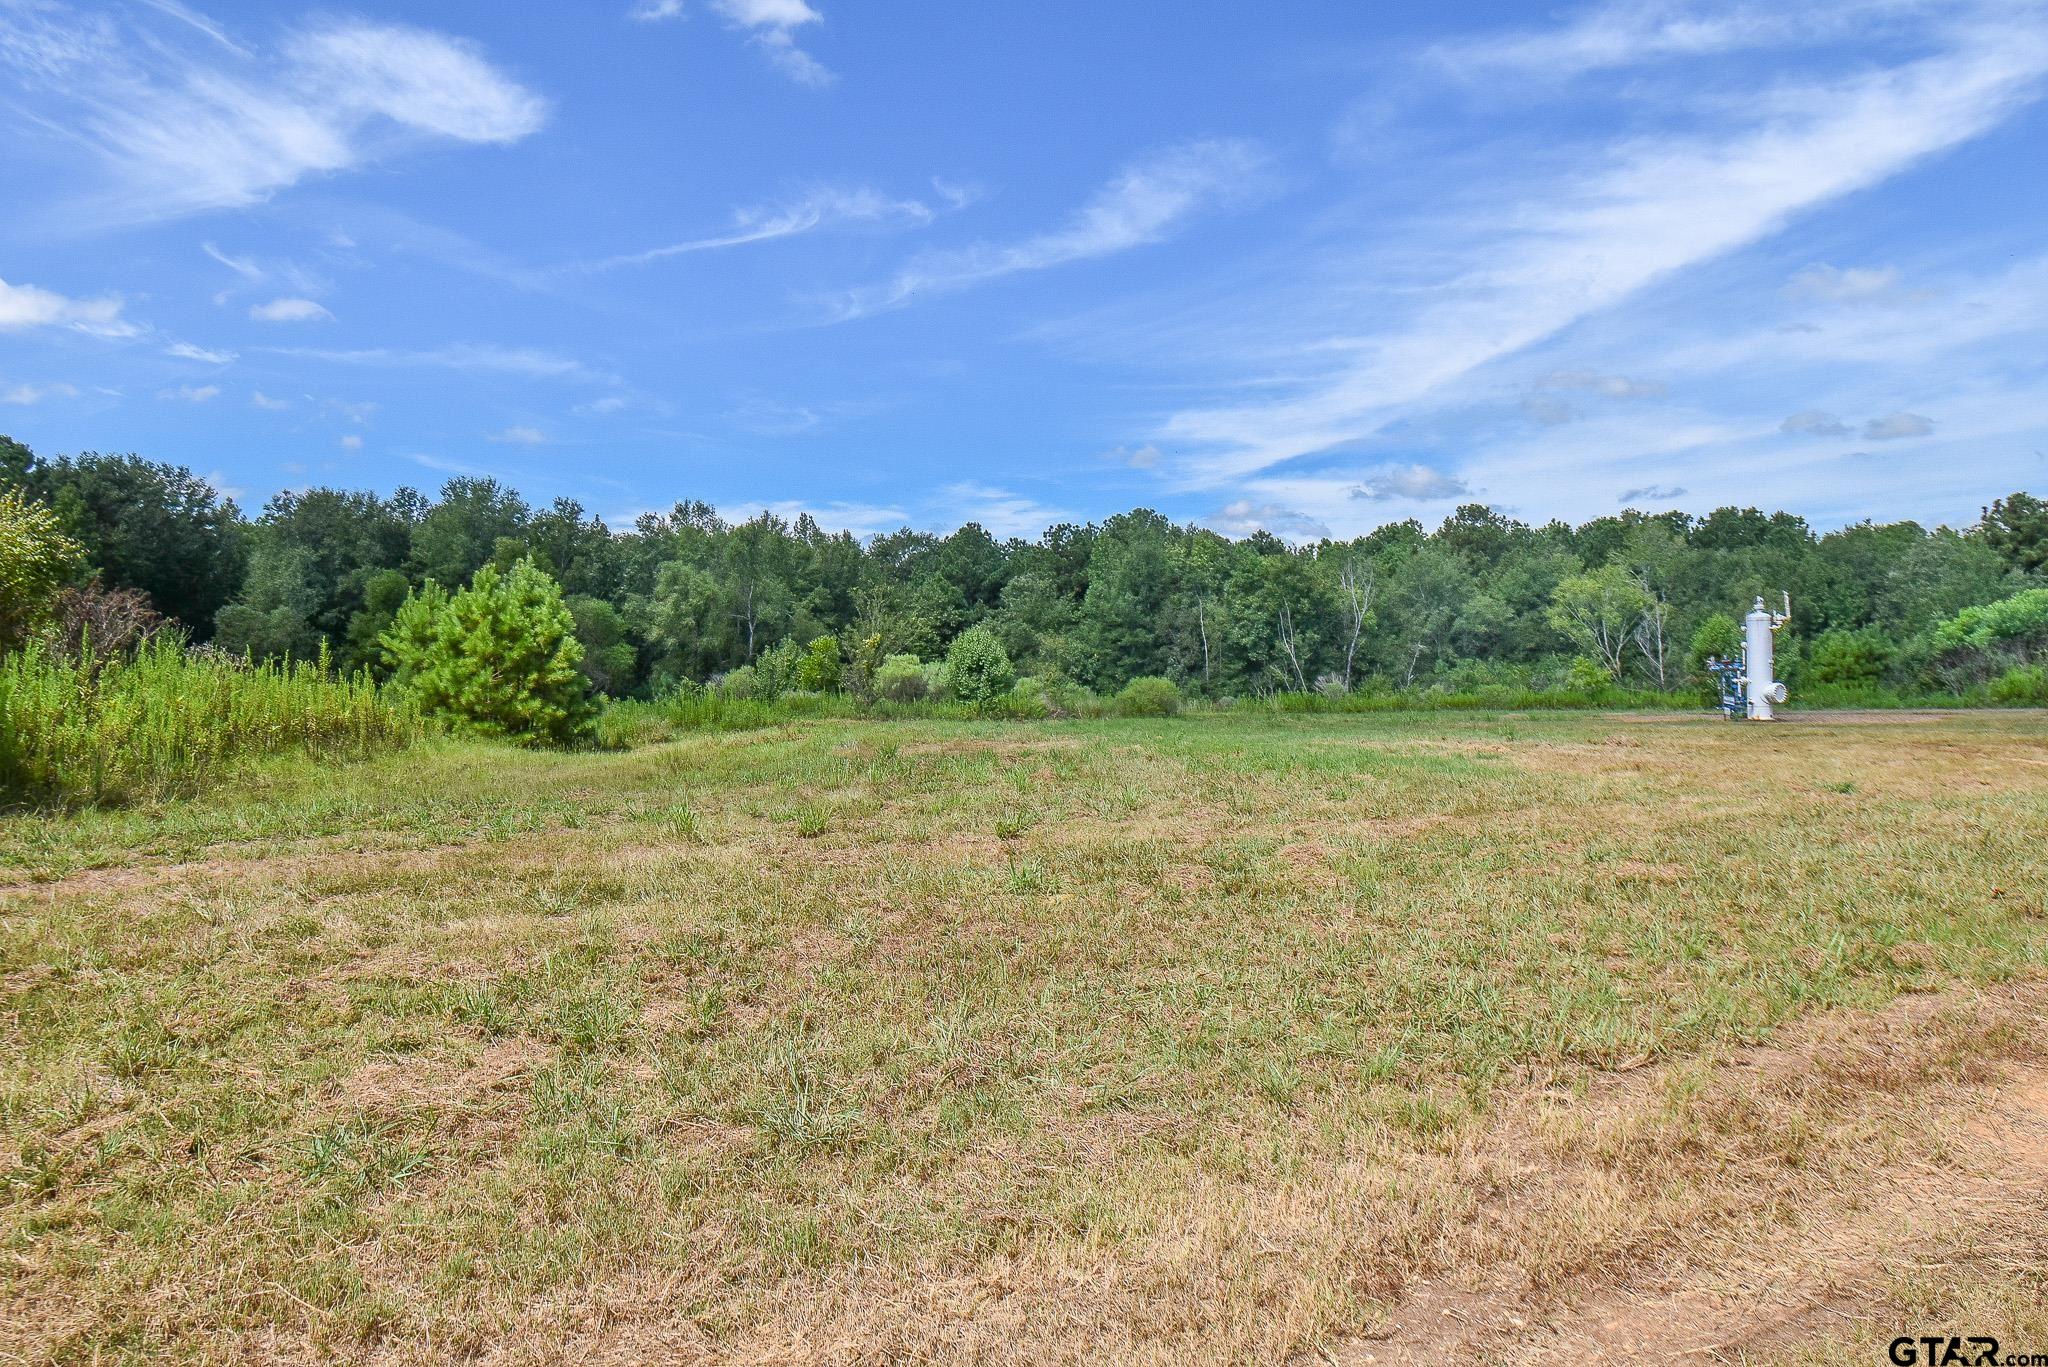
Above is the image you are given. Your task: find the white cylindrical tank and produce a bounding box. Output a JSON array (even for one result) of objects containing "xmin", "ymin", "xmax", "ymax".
[{"xmin": 1744, "ymin": 597, "xmax": 1780, "ymax": 720}]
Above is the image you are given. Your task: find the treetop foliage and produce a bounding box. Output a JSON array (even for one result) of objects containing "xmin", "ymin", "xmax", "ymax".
[{"xmin": 3, "ymin": 434, "xmax": 2043, "ymax": 701}]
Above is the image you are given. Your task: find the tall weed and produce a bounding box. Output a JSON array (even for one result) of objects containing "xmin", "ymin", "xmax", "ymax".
[{"xmin": 0, "ymin": 640, "xmax": 420, "ymax": 808}]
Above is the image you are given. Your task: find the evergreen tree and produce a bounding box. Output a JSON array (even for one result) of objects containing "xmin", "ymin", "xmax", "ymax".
[{"xmin": 381, "ymin": 558, "xmax": 594, "ymax": 746}]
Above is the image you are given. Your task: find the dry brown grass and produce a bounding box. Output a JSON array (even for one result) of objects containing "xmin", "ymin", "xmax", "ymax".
[{"xmin": 0, "ymin": 710, "xmax": 2043, "ymax": 1363}]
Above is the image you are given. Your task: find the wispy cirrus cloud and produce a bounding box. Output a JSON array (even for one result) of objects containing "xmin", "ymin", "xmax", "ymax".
[
  {"xmin": 272, "ymin": 344, "xmax": 619, "ymax": 385},
  {"xmin": 632, "ymin": 0, "xmax": 834, "ymax": 87},
  {"xmin": 827, "ymin": 138, "xmax": 1269, "ymax": 322},
  {"xmin": 1154, "ymin": 18, "xmax": 2048, "ymax": 486},
  {"xmin": 0, "ymin": 5, "xmax": 546, "ymax": 222},
  {"xmin": 1426, "ymin": 0, "xmax": 1941, "ymax": 82},
  {"xmin": 165, "ymin": 341, "xmax": 235, "ymax": 364},
  {"xmin": 576, "ymin": 186, "xmax": 937, "ymax": 273}
]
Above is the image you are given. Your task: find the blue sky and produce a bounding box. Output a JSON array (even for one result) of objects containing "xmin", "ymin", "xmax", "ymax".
[{"xmin": 2, "ymin": 0, "xmax": 2046, "ymax": 541}]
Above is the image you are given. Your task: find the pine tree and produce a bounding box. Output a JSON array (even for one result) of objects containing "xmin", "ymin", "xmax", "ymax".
[{"xmin": 380, "ymin": 558, "xmax": 594, "ymax": 746}]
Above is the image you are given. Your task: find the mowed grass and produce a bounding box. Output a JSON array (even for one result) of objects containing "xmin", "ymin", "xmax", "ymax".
[{"xmin": 0, "ymin": 710, "xmax": 2044, "ymax": 1363}]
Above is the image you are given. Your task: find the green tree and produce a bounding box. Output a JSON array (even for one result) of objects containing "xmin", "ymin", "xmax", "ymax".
[
  {"xmin": 8, "ymin": 450, "xmax": 244, "ymax": 632},
  {"xmin": 1686, "ymin": 612, "xmax": 1742, "ymax": 701},
  {"xmin": 381, "ymin": 558, "xmax": 594, "ymax": 746},
  {"xmin": 1979, "ymin": 492, "xmax": 2048, "ymax": 574},
  {"xmin": 214, "ymin": 488, "xmax": 417, "ymax": 669},
  {"xmin": 0, "ymin": 489, "xmax": 81, "ymax": 650},
  {"xmin": 1548, "ymin": 564, "xmax": 1652, "ymax": 680},
  {"xmin": 566, "ymin": 595, "xmax": 638, "ymax": 696},
  {"xmin": 410, "ymin": 478, "xmax": 530, "ymax": 588},
  {"xmin": 795, "ymin": 634, "xmax": 842, "ymax": 692},
  {"xmin": 941, "ymin": 624, "xmax": 1015, "ymax": 708}
]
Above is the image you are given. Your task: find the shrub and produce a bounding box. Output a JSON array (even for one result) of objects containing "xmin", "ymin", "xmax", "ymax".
[
  {"xmin": 0, "ymin": 639, "xmax": 417, "ymax": 808},
  {"xmin": 41, "ymin": 579, "xmax": 166, "ymax": 661},
  {"xmin": 1806, "ymin": 627, "xmax": 1892, "ymax": 686},
  {"xmin": 1563, "ymin": 656, "xmax": 1612, "ymax": 694},
  {"xmin": 1114, "ymin": 675, "xmax": 1182, "ymax": 717},
  {"xmin": 1989, "ymin": 664, "xmax": 2048, "ymax": 705},
  {"xmin": 717, "ymin": 664, "xmax": 762, "ymax": 699},
  {"xmin": 844, "ymin": 631, "xmax": 886, "ymax": 701},
  {"xmin": 0, "ymin": 489, "xmax": 80, "ymax": 652},
  {"xmin": 381, "ymin": 557, "xmax": 595, "ymax": 747},
  {"xmin": 941, "ymin": 626, "xmax": 1014, "ymax": 708},
  {"xmin": 753, "ymin": 638, "xmax": 803, "ymax": 698},
  {"xmin": 796, "ymin": 634, "xmax": 842, "ymax": 693},
  {"xmin": 1932, "ymin": 587, "xmax": 2048, "ymax": 655},
  {"xmin": 873, "ymin": 653, "xmax": 929, "ymax": 703},
  {"xmin": 1001, "ymin": 677, "xmax": 1052, "ymax": 719}
]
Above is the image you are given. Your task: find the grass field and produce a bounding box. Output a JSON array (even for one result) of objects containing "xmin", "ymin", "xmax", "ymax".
[{"xmin": 2, "ymin": 709, "xmax": 2045, "ymax": 1364}]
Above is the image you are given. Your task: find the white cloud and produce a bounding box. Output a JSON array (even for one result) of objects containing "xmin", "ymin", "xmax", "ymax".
[
  {"xmin": 326, "ymin": 398, "xmax": 378, "ymax": 424},
  {"xmin": 202, "ymin": 242, "xmax": 261, "ymax": 279},
  {"xmin": 0, "ymin": 277, "xmax": 135, "ymax": 336},
  {"xmin": 286, "ymin": 23, "xmax": 546, "ymax": 144},
  {"xmin": 157, "ymin": 383, "xmax": 220, "ymax": 402},
  {"xmin": 1521, "ymin": 395, "xmax": 1577, "ymax": 426},
  {"xmin": 575, "ymin": 395, "xmax": 631, "ymax": 416},
  {"xmin": 1348, "ymin": 464, "xmax": 1471, "ymax": 501},
  {"xmin": 938, "ymin": 482, "xmax": 1068, "ymax": 539},
  {"xmin": 1210, "ymin": 500, "xmax": 1331, "ymax": 542},
  {"xmin": 1783, "ymin": 262, "xmax": 1902, "ymax": 301},
  {"xmin": 339, "ymin": 434, "xmax": 363, "ymax": 450},
  {"xmin": 831, "ymin": 139, "xmax": 1268, "ymax": 321},
  {"xmin": 250, "ymin": 298, "xmax": 332, "ymax": 322},
  {"xmin": 1863, "ymin": 411, "xmax": 1933, "ymax": 439},
  {"xmin": 1157, "ymin": 25, "xmax": 2048, "ymax": 484},
  {"xmin": 1428, "ymin": 1, "xmax": 1932, "ymax": 82},
  {"xmin": 1539, "ymin": 368, "xmax": 1666, "ymax": 398},
  {"xmin": 1781, "ymin": 409, "xmax": 1851, "ymax": 437},
  {"xmin": 580, "ymin": 186, "xmax": 934, "ymax": 272},
  {"xmin": 1, "ymin": 381, "xmax": 79, "ymax": 405},
  {"xmin": 634, "ymin": 0, "xmax": 833, "ymax": 86},
  {"xmin": 407, "ymin": 452, "xmax": 494, "ymax": 477},
  {"xmin": 711, "ymin": 0, "xmax": 830, "ymax": 87},
  {"xmin": 250, "ymin": 390, "xmax": 291, "ymax": 410},
  {"xmin": 0, "ymin": 7, "xmax": 546, "ymax": 221},
  {"xmin": 276, "ymin": 344, "xmax": 618, "ymax": 385},
  {"xmin": 1103, "ymin": 443, "xmax": 1163, "ymax": 469},
  {"xmin": 489, "ymin": 425, "xmax": 547, "ymax": 444},
  {"xmin": 165, "ymin": 341, "xmax": 235, "ymax": 364}
]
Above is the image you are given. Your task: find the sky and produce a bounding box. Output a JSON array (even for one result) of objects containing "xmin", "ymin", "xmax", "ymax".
[{"xmin": 2, "ymin": 0, "xmax": 2046, "ymax": 543}]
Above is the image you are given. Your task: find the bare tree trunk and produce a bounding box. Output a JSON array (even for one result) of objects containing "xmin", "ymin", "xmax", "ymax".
[
  {"xmin": 1197, "ymin": 597, "xmax": 1212, "ymax": 689},
  {"xmin": 1632, "ymin": 587, "xmax": 1670, "ymax": 689},
  {"xmin": 1338, "ymin": 559, "xmax": 1374, "ymax": 691},
  {"xmin": 1277, "ymin": 603, "xmax": 1308, "ymax": 691},
  {"xmin": 1404, "ymin": 639, "xmax": 1426, "ymax": 689},
  {"xmin": 735, "ymin": 581, "xmax": 758, "ymax": 659}
]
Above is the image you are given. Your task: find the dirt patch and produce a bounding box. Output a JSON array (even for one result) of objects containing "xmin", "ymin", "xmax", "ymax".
[
  {"xmin": 336, "ymin": 1037, "xmax": 548, "ymax": 1120},
  {"xmin": 1326, "ymin": 988, "xmax": 2048, "ymax": 1365}
]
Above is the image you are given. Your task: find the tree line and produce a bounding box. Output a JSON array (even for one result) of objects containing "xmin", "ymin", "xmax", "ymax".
[{"xmin": 5, "ymin": 433, "xmax": 2045, "ymax": 702}]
